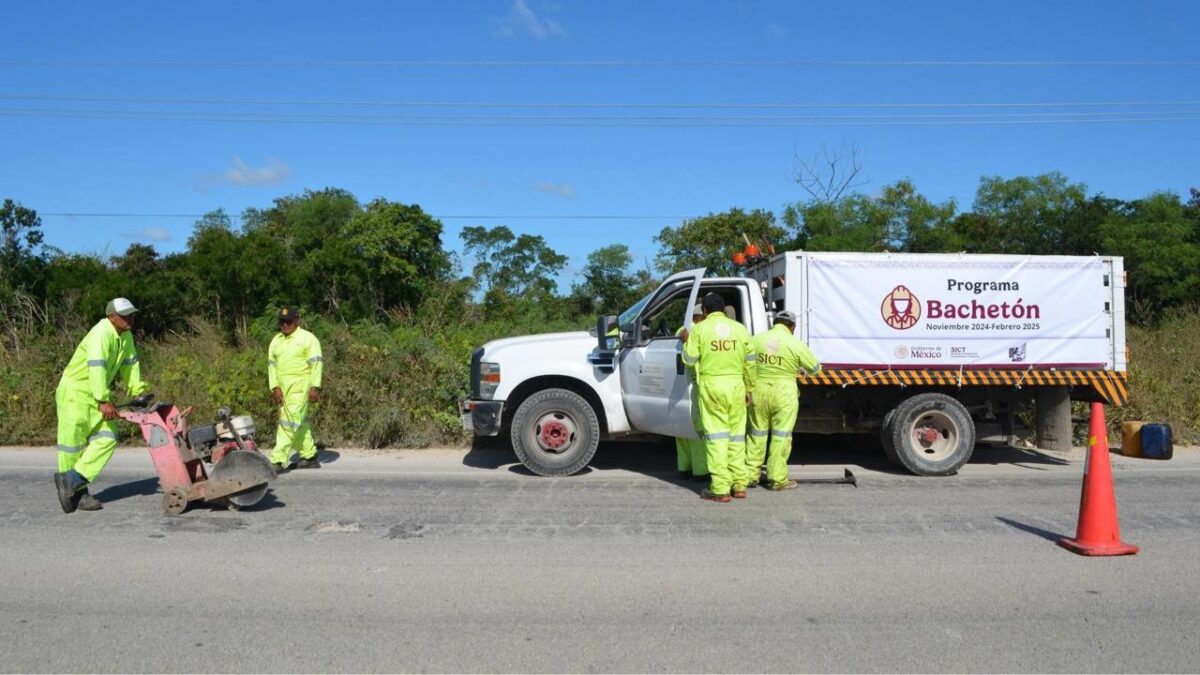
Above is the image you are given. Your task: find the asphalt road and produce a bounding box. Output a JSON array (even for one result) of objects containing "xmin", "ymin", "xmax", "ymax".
[{"xmin": 1, "ymin": 439, "xmax": 1198, "ymax": 673}]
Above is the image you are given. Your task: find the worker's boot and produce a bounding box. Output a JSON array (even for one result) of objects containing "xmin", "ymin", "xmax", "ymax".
[
  {"xmin": 699, "ymin": 488, "xmax": 731, "ymax": 503},
  {"xmin": 296, "ymin": 457, "xmax": 320, "ymax": 470},
  {"xmin": 53, "ymin": 472, "xmax": 80, "ymax": 514},
  {"xmin": 77, "ymin": 491, "xmax": 103, "ymax": 511},
  {"xmin": 766, "ymin": 479, "xmax": 799, "ymax": 492}
]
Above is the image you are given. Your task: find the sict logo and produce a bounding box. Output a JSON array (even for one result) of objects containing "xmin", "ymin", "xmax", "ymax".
[{"xmin": 881, "ymin": 285, "xmax": 921, "ymax": 330}]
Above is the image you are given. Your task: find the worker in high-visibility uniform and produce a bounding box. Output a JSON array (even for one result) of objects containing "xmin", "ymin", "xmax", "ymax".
[
  {"xmin": 682, "ymin": 293, "xmax": 756, "ymax": 502},
  {"xmin": 745, "ymin": 311, "xmax": 821, "ymax": 491},
  {"xmin": 268, "ymin": 306, "xmax": 323, "ymax": 471},
  {"xmin": 53, "ymin": 298, "xmax": 149, "ymax": 513},
  {"xmin": 675, "ymin": 304, "xmax": 707, "ymax": 480}
]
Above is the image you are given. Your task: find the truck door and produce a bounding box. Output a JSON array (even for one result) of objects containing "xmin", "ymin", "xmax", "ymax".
[{"xmin": 618, "ymin": 268, "xmax": 704, "ymax": 438}]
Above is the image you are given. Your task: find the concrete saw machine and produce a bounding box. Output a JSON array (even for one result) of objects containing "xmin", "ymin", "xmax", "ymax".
[{"xmin": 118, "ymin": 394, "xmax": 275, "ymax": 515}]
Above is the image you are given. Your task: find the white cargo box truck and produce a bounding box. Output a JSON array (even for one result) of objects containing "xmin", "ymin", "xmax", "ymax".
[{"xmin": 462, "ymin": 252, "xmax": 1128, "ymax": 477}]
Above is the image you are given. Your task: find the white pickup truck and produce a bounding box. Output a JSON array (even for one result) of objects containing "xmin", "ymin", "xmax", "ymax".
[{"xmin": 462, "ymin": 252, "xmax": 1129, "ymax": 477}]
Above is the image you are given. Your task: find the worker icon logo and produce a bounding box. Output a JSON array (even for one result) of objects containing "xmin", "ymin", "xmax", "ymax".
[
  {"xmin": 881, "ymin": 285, "xmax": 921, "ymax": 330},
  {"xmin": 714, "ymin": 323, "xmax": 732, "ymax": 339}
]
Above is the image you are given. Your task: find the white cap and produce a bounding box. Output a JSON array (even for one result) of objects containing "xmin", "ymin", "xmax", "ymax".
[
  {"xmin": 691, "ymin": 303, "xmax": 703, "ymax": 316},
  {"xmin": 105, "ymin": 297, "xmax": 138, "ymax": 317}
]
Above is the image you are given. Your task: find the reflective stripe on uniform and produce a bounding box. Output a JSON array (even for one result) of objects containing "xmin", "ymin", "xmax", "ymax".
[
  {"xmin": 681, "ymin": 352, "xmax": 698, "ymax": 366},
  {"xmin": 88, "ymin": 430, "xmax": 117, "ymax": 442},
  {"xmin": 771, "ymin": 429, "xmax": 792, "ymax": 438},
  {"xmin": 57, "ymin": 443, "xmax": 86, "ymax": 453},
  {"xmin": 704, "ymin": 431, "xmax": 731, "ymax": 441},
  {"xmin": 87, "ymin": 360, "xmax": 106, "ymax": 367},
  {"xmin": 307, "ymin": 356, "xmax": 323, "ymax": 364},
  {"xmin": 748, "ymin": 429, "xmax": 770, "ymax": 437},
  {"xmin": 744, "ymin": 354, "xmax": 757, "ymax": 362},
  {"xmin": 279, "ymin": 418, "xmax": 304, "ymax": 430},
  {"xmin": 122, "ymin": 356, "xmax": 139, "ymax": 365},
  {"xmin": 730, "ymin": 434, "xmax": 746, "ymax": 443}
]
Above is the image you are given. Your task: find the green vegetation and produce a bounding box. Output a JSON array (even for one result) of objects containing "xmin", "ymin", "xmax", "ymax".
[{"xmin": 2, "ymin": 176, "xmax": 1199, "ymax": 447}]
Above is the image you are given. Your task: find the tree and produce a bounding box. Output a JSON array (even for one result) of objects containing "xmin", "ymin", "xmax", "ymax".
[
  {"xmin": 1100, "ymin": 192, "xmax": 1200, "ymax": 321},
  {"xmin": 569, "ymin": 244, "xmax": 655, "ymax": 315},
  {"xmin": 792, "ymin": 143, "xmax": 866, "ymax": 203},
  {"xmin": 784, "ymin": 180, "xmax": 957, "ymax": 252},
  {"xmin": 654, "ymin": 208, "xmax": 784, "ymax": 277},
  {"xmin": 460, "ymin": 225, "xmax": 568, "ymax": 314},
  {"xmin": 344, "ymin": 199, "xmax": 452, "ymax": 314},
  {"xmin": 1, "ymin": 199, "xmax": 45, "ymax": 292},
  {"xmin": 969, "ymin": 173, "xmax": 1088, "ymax": 254}
]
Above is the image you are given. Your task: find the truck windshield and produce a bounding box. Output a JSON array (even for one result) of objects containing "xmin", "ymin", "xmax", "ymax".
[{"xmin": 617, "ymin": 291, "xmax": 653, "ymax": 330}]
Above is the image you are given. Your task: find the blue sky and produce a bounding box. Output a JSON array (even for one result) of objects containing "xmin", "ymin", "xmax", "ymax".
[{"xmin": 2, "ymin": 0, "xmax": 1197, "ymax": 283}]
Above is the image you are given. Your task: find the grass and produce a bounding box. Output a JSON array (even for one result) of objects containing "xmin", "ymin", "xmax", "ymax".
[{"xmin": 3, "ymin": 305, "xmax": 1197, "ymax": 447}]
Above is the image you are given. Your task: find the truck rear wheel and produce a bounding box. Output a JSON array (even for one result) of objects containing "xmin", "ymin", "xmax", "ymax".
[
  {"xmin": 510, "ymin": 388, "xmax": 600, "ymax": 476},
  {"xmin": 888, "ymin": 393, "xmax": 975, "ymax": 476},
  {"xmin": 879, "ymin": 406, "xmax": 900, "ymax": 465}
]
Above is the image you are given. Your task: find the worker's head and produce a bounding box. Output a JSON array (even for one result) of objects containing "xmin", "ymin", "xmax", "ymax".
[
  {"xmin": 690, "ymin": 303, "xmax": 703, "ymax": 322},
  {"xmin": 278, "ymin": 306, "xmax": 301, "ymax": 336},
  {"xmin": 701, "ymin": 292, "xmax": 725, "ymax": 317},
  {"xmin": 774, "ymin": 310, "xmax": 797, "ymax": 334},
  {"xmin": 105, "ymin": 297, "xmax": 138, "ymax": 333}
]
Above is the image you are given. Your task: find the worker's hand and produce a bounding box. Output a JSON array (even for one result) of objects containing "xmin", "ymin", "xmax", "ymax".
[
  {"xmin": 272, "ymin": 387, "xmax": 283, "ymax": 405},
  {"xmin": 308, "ymin": 388, "xmax": 320, "ymax": 403},
  {"xmin": 679, "ymin": 328, "xmax": 689, "ymax": 342},
  {"xmin": 99, "ymin": 401, "xmax": 118, "ymax": 420}
]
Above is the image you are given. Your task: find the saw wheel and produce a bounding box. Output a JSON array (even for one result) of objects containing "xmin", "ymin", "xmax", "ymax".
[{"xmin": 210, "ymin": 449, "xmax": 273, "ymax": 509}]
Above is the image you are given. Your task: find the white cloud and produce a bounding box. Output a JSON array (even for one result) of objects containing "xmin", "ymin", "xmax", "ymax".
[
  {"xmin": 765, "ymin": 22, "xmax": 787, "ymax": 38},
  {"xmin": 535, "ymin": 181, "xmax": 577, "ymax": 198},
  {"xmin": 124, "ymin": 227, "xmax": 172, "ymax": 242},
  {"xmin": 222, "ymin": 156, "xmax": 292, "ymax": 186},
  {"xmin": 494, "ymin": 0, "xmax": 568, "ymax": 39},
  {"xmin": 198, "ymin": 156, "xmax": 292, "ymax": 191}
]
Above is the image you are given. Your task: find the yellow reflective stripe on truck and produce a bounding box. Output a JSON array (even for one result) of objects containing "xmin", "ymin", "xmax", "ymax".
[{"xmin": 797, "ymin": 369, "xmax": 1129, "ymax": 405}]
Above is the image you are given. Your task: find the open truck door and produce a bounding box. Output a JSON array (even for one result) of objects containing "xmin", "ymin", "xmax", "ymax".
[{"xmin": 617, "ymin": 268, "xmax": 705, "ymax": 438}]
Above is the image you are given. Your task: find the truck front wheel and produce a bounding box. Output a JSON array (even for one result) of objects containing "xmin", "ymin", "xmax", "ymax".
[
  {"xmin": 887, "ymin": 393, "xmax": 975, "ymax": 476},
  {"xmin": 510, "ymin": 388, "xmax": 600, "ymax": 476}
]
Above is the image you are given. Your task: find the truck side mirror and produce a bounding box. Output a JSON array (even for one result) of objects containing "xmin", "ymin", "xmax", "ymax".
[{"xmin": 597, "ymin": 314, "xmax": 619, "ymax": 352}]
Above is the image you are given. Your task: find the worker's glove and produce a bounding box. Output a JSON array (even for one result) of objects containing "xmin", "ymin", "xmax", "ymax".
[{"xmin": 272, "ymin": 387, "xmax": 283, "ymax": 405}]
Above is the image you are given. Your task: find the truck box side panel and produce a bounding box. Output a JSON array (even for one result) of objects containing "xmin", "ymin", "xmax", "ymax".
[{"xmin": 796, "ymin": 253, "xmax": 1116, "ymax": 370}]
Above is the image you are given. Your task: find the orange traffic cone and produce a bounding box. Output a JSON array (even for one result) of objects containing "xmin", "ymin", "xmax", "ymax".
[{"xmin": 1058, "ymin": 402, "xmax": 1139, "ymax": 556}]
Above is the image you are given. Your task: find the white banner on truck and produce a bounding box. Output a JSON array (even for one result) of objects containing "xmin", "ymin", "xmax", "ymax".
[{"xmin": 805, "ymin": 254, "xmax": 1111, "ymax": 368}]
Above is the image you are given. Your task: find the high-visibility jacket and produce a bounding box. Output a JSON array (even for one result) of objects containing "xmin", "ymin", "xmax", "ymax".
[
  {"xmin": 682, "ymin": 313, "xmax": 756, "ymax": 389},
  {"xmin": 267, "ymin": 327, "xmax": 323, "ymax": 390},
  {"xmin": 751, "ymin": 324, "xmax": 821, "ymax": 381},
  {"xmin": 58, "ymin": 318, "xmax": 147, "ymax": 402}
]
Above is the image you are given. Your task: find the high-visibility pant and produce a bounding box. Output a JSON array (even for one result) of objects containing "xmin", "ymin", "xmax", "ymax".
[
  {"xmin": 697, "ymin": 374, "xmax": 749, "ymax": 495},
  {"xmin": 55, "ymin": 384, "xmax": 119, "ymax": 484},
  {"xmin": 271, "ymin": 379, "xmax": 316, "ymax": 466},
  {"xmin": 747, "ymin": 379, "xmax": 799, "ymax": 486},
  {"xmin": 676, "ymin": 383, "xmax": 708, "ymax": 476}
]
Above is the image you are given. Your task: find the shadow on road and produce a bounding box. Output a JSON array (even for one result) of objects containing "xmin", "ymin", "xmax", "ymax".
[
  {"xmin": 996, "ymin": 516, "xmax": 1067, "ymax": 542},
  {"xmin": 461, "ymin": 432, "xmax": 1074, "ymax": 484},
  {"xmin": 94, "ymin": 477, "xmax": 160, "ymax": 502}
]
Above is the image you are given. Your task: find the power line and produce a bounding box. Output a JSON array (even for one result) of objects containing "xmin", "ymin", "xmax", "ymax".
[
  {"xmin": 3, "ymin": 94, "xmax": 1198, "ymax": 109},
  {"xmin": 4, "ymin": 107, "xmax": 1198, "ymax": 127},
  {"xmin": 1, "ymin": 58, "xmax": 1199, "ymax": 67}
]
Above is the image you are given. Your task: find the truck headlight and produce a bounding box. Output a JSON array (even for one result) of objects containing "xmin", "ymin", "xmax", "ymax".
[{"xmin": 480, "ymin": 362, "xmax": 501, "ymax": 399}]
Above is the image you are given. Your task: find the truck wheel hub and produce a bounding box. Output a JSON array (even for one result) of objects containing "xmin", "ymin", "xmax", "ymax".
[{"xmin": 535, "ymin": 414, "xmax": 576, "ymax": 452}]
